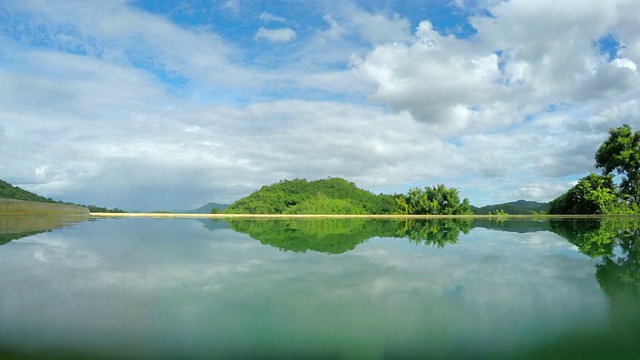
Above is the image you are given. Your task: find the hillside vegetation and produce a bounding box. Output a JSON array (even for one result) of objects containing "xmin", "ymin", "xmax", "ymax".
[
  {"xmin": 224, "ymin": 178, "xmax": 397, "ymax": 215},
  {"xmin": 0, "ymin": 179, "xmax": 58, "ymax": 203},
  {"xmin": 549, "ymin": 124, "xmax": 640, "ymax": 215},
  {"xmin": 0, "ymin": 179, "xmax": 123, "ymax": 213}
]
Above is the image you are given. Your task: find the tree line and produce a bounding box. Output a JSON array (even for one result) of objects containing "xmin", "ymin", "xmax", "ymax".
[
  {"xmin": 549, "ymin": 124, "xmax": 640, "ymax": 214},
  {"xmin": 0, "ymin": 179, "xmax": 124, "ymax": 213},
  {"xmin": 223, "ymin": 177, "xmax": 472, "ymax": 215}
]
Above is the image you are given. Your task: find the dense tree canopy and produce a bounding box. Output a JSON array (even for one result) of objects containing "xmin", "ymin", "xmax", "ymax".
[
  {"xmin": 551, "ymin": 124, "xmax": 640, "ymax": 215},
  {"xmin": 227, "ymin": 218, "xmax": 471, "ymax": 253},
  {"xmin": 0, "ymin": 179, "xmax": 57, "ymax": 203},
  {"xmin": 548, "ymin": 173, "xmax": 622, "ymax": 214},
  {"xmin": 0, "ymin": 178, "xmax": 124, "ymax": 213},
  {"xmin": 395, "ymin": 184, "xmax": 472, "ymax": 215},
  {"xmin": 223, "ymin": 178, "xmax": 397, "ymax": 215},
  {"xmin": 595, "ymin": 124, "xmax": 640, "ymax": 207}
]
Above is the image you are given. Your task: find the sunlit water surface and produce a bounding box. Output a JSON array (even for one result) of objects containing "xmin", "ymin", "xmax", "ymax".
[{"xmin": 0, "ymin": 217, "xmax": 638, "ymax": 359}]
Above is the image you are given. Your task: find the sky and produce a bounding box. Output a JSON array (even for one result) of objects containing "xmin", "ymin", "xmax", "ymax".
[{"xmin": 1, "ymin": 0, "xmax": 639, "ymax": 211}]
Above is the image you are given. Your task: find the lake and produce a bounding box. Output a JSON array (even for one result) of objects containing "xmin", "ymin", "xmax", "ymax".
[{"xmin": 0, "ymin": 216, "xmax": 638, "ymax": 359}]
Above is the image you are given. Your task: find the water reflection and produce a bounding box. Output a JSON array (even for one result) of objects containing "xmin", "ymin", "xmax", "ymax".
[
  {"xmin": 399, "ymin": 218, "xmax": 471, "ymax": 247},
  {"xmin": 1, "ymin": 217, "xmax": 638, "ymax": 359},
  {"xmin": 549, "ymin": 219, "xmax": 640, "ymax": 303},
  {"xmin": 227, "ymin": 218, "xmax": 473, "ymax": 253},
  {"xmin": 229, "ymin": 217, "xmax": 640, "ymax": 314},
  {"xmin": 0, "ymin": 215, "xmax": 88, "ymax": 246}
]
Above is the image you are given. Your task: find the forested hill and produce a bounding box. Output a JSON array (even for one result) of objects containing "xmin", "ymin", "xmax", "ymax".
[
  {"xmin": 0, "ymin": 178, "xmax": 123, "ymax": 213},
  {"xmin": 472, "ymin": 200, "xmax": 549, "ymax": 215},
  {"xmin": 224, "ymin": 178, "xmax": 398, "ymax": 215},
  {"xmin": 0, "ymin": 179, "xmax": 58, "ymax": 203}
]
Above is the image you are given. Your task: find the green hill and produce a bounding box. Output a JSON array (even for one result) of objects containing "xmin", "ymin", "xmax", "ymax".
[
  {"xmin": 224, "ymin": 178, "xmax": 398, "ymax": 215},
  {"xmin": 0, "ymin": 179, "xmax": 123, "ymax": 213},
  {"xmin": 0, "ymin": 179, "xmax": 58, "ymax": 203},
  {"xmin": 472, "ymin": 200, "xmax": 549, "ymax": 215}
]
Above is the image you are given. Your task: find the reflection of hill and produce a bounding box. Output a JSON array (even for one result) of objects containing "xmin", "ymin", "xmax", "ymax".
[
  {"xmin": 227, "ymin": 218, "xmax": 397, "ymax": 254},
  {"xmin": 0, "ymin": 215, "xmax": 88, "ymax": 246},
  {"xmin": 471, "ymin": 219, "xmax": 553, "ymax": 233},
  {"xmin": 0, "ymin": 230, "xmax": 47, "ymax": 246},
  {"xmin": 226, "ymin": 218, "xmax": 473, "ymax": 254},
  {"xmin": 228, "ymin": 217, "xmax": 640, "ymax": 300},
  {"xmin": 197, "ymin": 218, "xmax": 230, "ymax": 231},
  {"xmin": 398, "ymin": 219, "xmax": 472, "ymax": 247},
  {"xmin": 548, "ymin": 218, "xmax": 640, "ymax": 315}
]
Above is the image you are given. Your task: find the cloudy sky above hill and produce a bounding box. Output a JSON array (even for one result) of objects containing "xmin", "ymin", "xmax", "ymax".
[{"xmin": 1, "ymin": 0, "xmax": 639, "ymax": 210}]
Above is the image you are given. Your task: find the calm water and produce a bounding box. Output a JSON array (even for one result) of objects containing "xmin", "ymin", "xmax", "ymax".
[{"xmin": 0, "ymin": 216, "xmax": 638, "ymax": 359}]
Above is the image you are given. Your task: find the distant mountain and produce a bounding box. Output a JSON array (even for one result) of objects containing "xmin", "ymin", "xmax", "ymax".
[
  {"xmin": 178, "ymin": 202, "xmax": 230, "ymax": 214},
  {"xmin": 472, "ymin": 200, "xmax": 550, "ymax": 215}
]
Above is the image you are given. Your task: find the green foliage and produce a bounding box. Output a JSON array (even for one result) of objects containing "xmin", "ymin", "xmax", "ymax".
[
  {"xmin": 227, "ymin": 218, "xmax": 398, "ymax": 253},
  {"xmin": 0, "ymin": 179, "xmax": 58, "ymax": 203},
  {"xmin": 210, "ymin": 207, "xmax": 221, "ymax": 214},
  {"xmin": 550, "ymin": 124, "xmax": 640, "ymax": 214},
  {"xmin": 395, "ymin": 219, "xmax": 472, "ymax": 248},
  {"xmin": 0, "ymin": 231, "xmax": 46, "ymax": 246},
  {"xmin": 283, "ymin": 194, "xmax": 367, "ymax": 215},
  {"xmin": 227, "ymin": 218, "xmax": 469, "ymax": 253},
  {"xmin": 550, "ymin": 218, "xmax": 640, "ymax": 299},
  {"xmin": 395, "ymin": 184, "xmax": 472, "ymax": 215},
  {"xmin": 85, "ymin": 205, "xmax": 125, "ymax": 213},
  {"xmin": 224, "ymin": 178, "xmax": 397, "ymax": 215},
  {"xmin": 595, "ymin": 124, "xmax": 640, "ymax": 207},
  {"xmin": 1, "ymin": 179, "xmax": 124, "ymax": 213},
  {"xmin": 548, "ymin": 173, "xmax": 633, "ymax": 214}
]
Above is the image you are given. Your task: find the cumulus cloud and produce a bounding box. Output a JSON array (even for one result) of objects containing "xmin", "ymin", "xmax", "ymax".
[
  {"xmin": 254, "ymin": 27, "xmax": 297, "ymax": 42},
  {"xmin": 355, "ymin": 0, "xmax": 640, "ymax": 132}
]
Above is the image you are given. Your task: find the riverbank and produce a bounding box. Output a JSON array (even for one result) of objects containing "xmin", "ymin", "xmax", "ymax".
[{"xmin": 89, "ymin": 212, "xmax": 636, "ymax": 219}]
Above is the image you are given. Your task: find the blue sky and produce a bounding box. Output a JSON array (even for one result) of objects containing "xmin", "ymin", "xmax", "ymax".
[{"xmin": 1, "ymin": 0, "xmax": 639, "ymax": 210}]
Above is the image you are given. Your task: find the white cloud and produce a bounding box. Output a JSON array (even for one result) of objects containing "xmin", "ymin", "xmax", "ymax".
[
  {"xmin": 254, "ymin": 27, "xmax": 296, "ymax": 43},
  {"xmin": 223, "ymin": 0, "xmax": 240, "ymax": 13},
  {"xmin": 355, "ymin": 0, "xmax": 640, "ymax": 132},
  {"xmin": 259, "ymin": 12, "xmax": 287, "ymax": 24}
]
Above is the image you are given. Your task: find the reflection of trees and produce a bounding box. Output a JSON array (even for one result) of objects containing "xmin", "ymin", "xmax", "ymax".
[
  {"xmin": 227, "ymin": 218, "xmax": 397, "ymax": 254},
  {"xmin": 550, "ymin": 218, "xmax": 640, "ymax": 301},
  {"xmin": 395, "ymin": 219, "xmax": 471, "ymax": 248},
  {"xmin": 226, "ymin": 218, "xmax": 471, "ymax": 254},
  {"xmin": 0, "ymin": 230, "xmax": 45, "ymax": 246}
]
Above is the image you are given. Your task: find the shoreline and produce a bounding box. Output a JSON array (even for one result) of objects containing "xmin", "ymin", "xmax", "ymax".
[{"xmin": 89, "ymin": 213, "xmax": 640, "ymax": 219}]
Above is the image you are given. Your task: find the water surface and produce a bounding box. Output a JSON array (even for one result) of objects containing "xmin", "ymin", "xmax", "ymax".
[{"xmin": 0, "ymin": 216, "xmax": 638, "ymax": 359}]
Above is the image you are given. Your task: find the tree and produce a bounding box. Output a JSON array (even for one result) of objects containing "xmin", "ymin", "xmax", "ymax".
[
  {"xmin": 595, "ymin": 124, "xmax": 640, "ymax": 207},
  {"xmin": 548, "ymin": 173, "xmax": 621, "ymax": 214},
  {"xmin": 395, "ymin": 184, "xmax": 472, "ymax": 215},
  {"xmin": 223, "ymin": 178, "xmax": 398, "ymax": 215}
]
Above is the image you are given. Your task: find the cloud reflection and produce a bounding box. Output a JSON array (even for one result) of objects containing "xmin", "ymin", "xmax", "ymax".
[{"xmin": 0, "ymin": 218, "xmax": 610, "ymax": 358}]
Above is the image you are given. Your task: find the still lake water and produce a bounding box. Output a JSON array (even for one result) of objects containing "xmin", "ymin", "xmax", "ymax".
[{"xmin": 0, "ymin": 216, "xmax": 639, "ymax": 359}]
